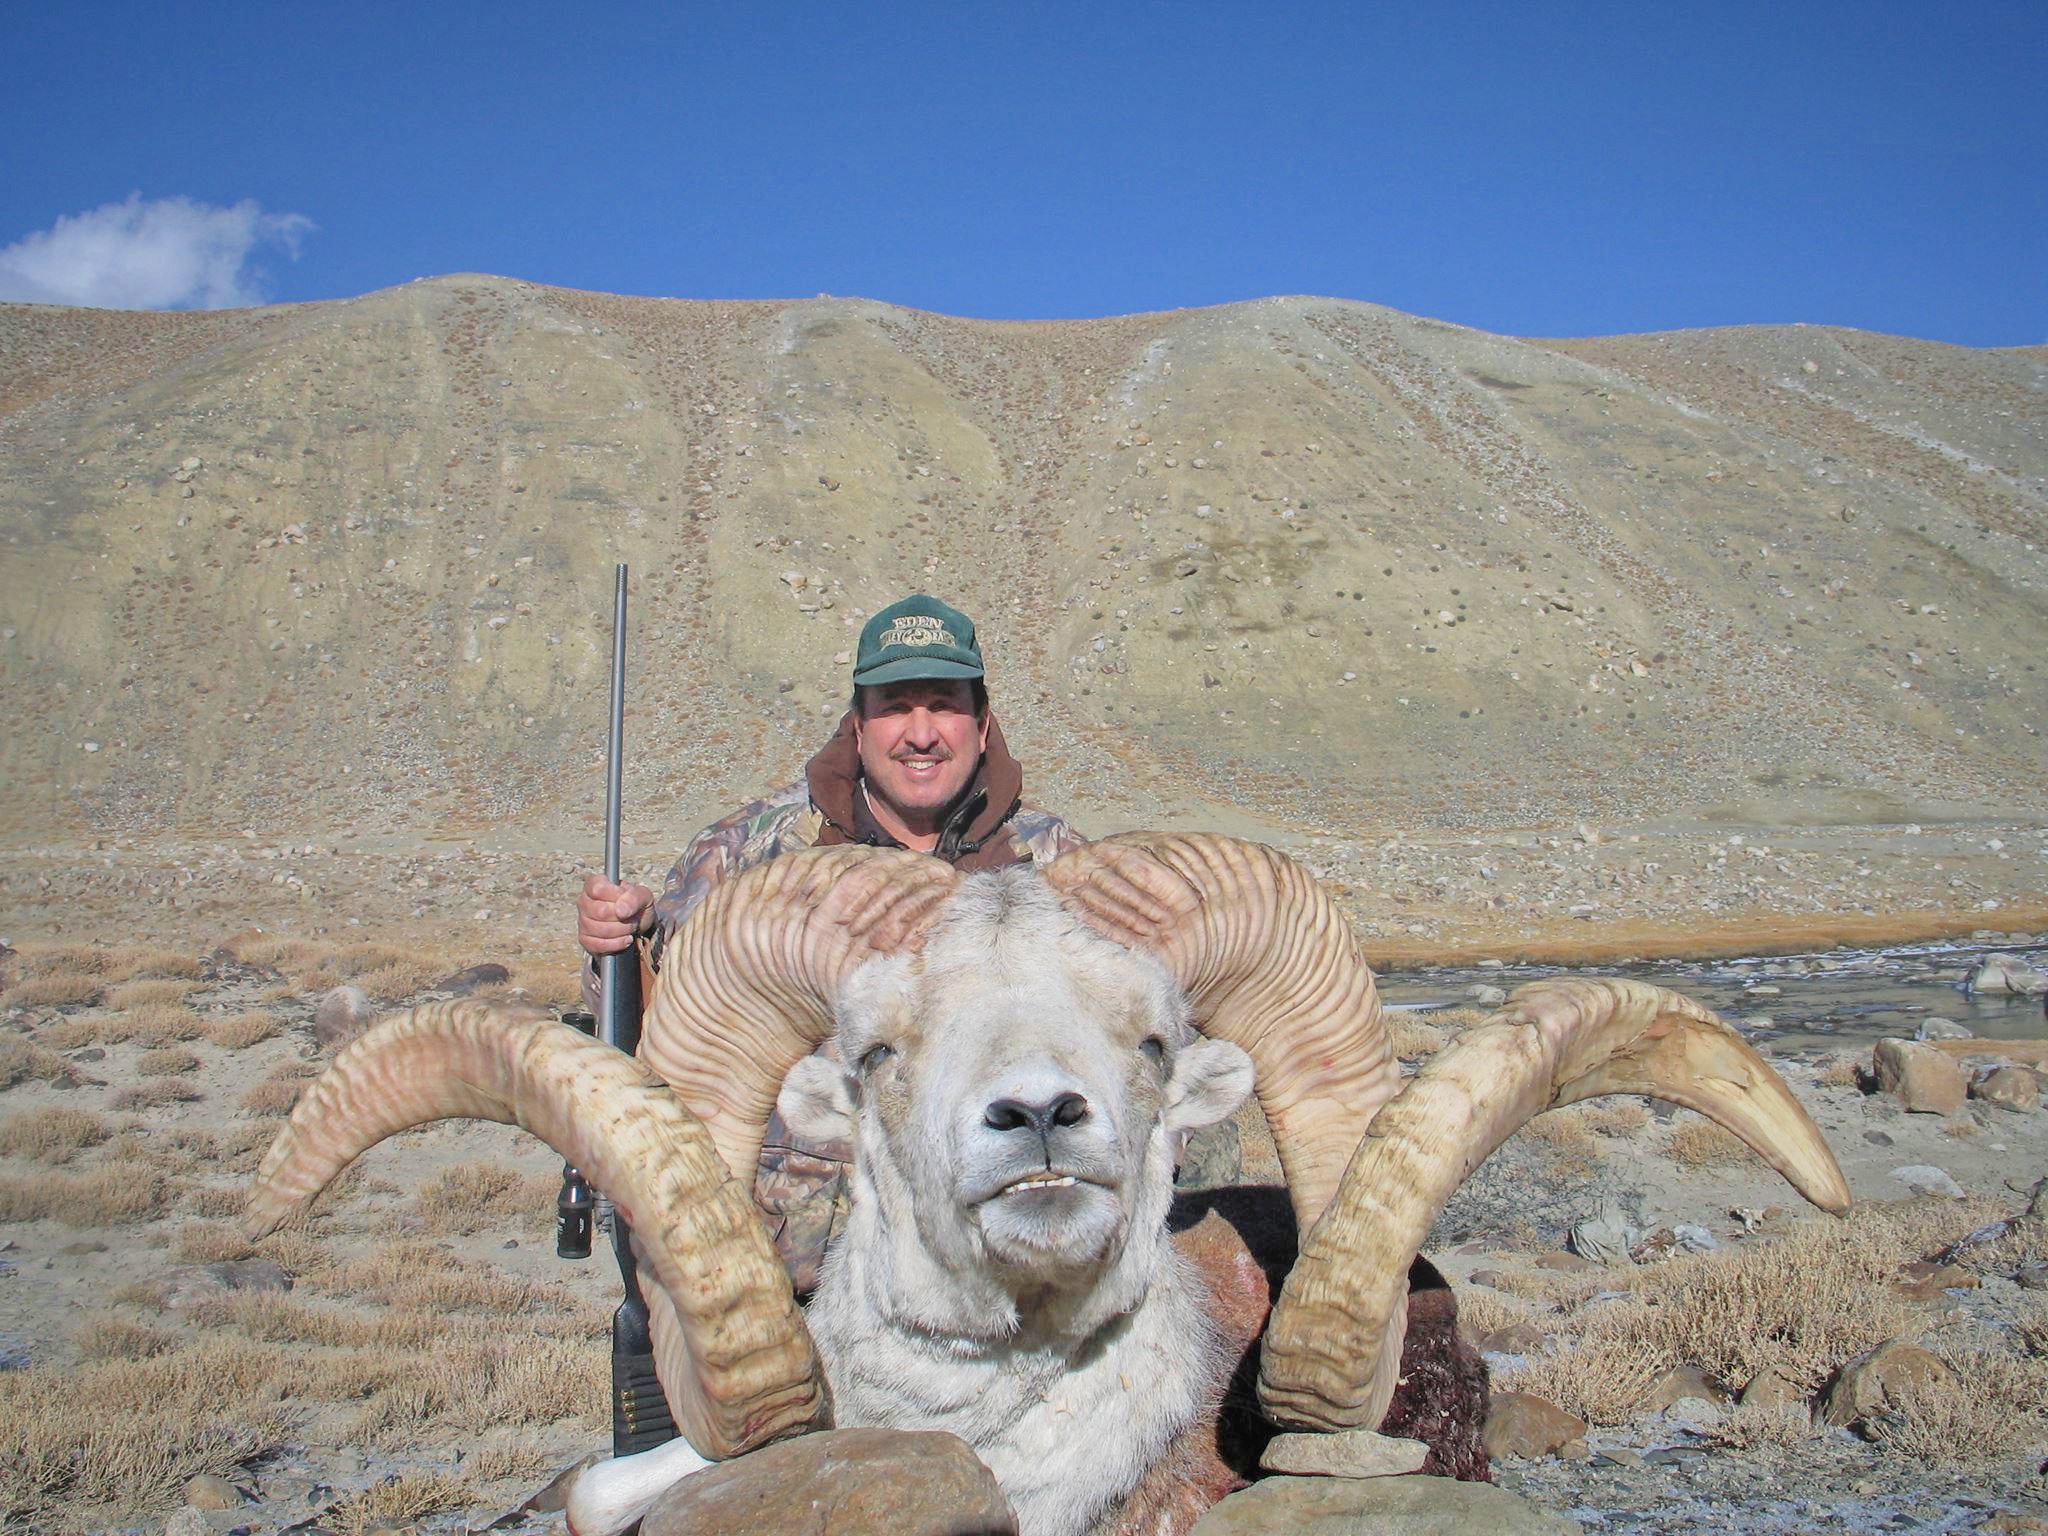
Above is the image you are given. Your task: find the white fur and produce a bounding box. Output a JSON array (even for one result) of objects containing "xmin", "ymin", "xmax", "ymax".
[{"xmin": 574, "ymin": 869, "xmax": 1253, "ymax": 1536}]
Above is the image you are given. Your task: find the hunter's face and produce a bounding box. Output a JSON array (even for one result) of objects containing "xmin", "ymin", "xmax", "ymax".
[{"xmin": 854, "ymin": 680, "xmax": 988, "ymax": 830}]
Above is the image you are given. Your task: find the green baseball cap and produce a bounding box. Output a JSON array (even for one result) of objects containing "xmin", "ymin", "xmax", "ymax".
[{"xmin": 852, "ymin": 594, "xmax": 985, "ymax": 686}]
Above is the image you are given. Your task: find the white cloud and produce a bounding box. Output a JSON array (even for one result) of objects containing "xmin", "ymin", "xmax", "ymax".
[{"xmin": 0, "ymin": 193, "xmax": 314, "ymax": 310}]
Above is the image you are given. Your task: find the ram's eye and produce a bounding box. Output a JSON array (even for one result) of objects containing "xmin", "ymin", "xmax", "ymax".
[
  {"xmin": 1139, "ymin": 1036, "xmax": 1166, "ymax": 1065},
  {"xmin": 858, "ymin": 1043, "xmax": 894, "ymax": 1075}
]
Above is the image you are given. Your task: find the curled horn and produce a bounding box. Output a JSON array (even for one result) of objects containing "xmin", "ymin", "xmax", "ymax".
[
  {"xmin": 1259, "ymin": 977, "xmax": 1853, "ymax": 1432},
  {"xmin": 243, "ymin": 1000, "xmax": 824, "ymax": 1457},
  {"xmin": 638, "ymin": 845, "xmax": 959, "ymax": 1196},
  {"xmin": 1044, "ymin": 833, "xmax": 1401, "ymax": 1236}
]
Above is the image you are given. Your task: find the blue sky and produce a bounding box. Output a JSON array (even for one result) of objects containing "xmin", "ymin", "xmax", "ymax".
[{"xmin": 2, "ymin": 0, "xmax": 2042, "ymax": 344}]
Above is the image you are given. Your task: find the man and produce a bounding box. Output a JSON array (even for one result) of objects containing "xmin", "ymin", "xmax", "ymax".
[{"xmin": 577, "ymin": 593, "xmax": 1082, "ymax": 1284}]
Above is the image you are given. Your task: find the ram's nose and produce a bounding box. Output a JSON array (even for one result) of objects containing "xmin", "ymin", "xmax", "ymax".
[{"xmin": 983, "ymin": 1091, "xmax": 1090, "ymax": 1140}]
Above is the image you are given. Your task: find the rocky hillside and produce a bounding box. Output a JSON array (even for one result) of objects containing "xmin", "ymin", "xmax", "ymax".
[{"xmin": 2, "ymin": 278, "xmax": 2043, "ymax": 861}]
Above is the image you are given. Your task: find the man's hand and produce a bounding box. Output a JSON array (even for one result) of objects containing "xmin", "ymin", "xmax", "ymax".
[{"xmin": 579, "ymin": 875, "xmax": 654, "ymax": 957}]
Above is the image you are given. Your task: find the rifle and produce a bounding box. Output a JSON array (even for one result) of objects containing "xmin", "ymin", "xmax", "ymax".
[{"xmin": 554, "ymin": 562, "xmax": 679, "ymax": 1457}]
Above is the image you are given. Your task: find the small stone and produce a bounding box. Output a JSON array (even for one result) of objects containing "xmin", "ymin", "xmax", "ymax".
[
  {"xmin": 1890, "ymin": 1164, "xmax": 1965, "ymax": 1198},
  {"xmin": 1917, "ymin": 1016, "xmax": 1972, "ymax": 1041},
  {"xmin": 1739, "ymin": 1361, "xmax": 1808, "ymax": 1410},
  {"xmin": 1477, "ymin": 1320, "xmax": 1553, "ymax": 1357},
  {"xmin": 184, "ymin": 1473, "xmax": 243, "ymax": 1510},
  {"xmin": 1483, "ymin": 1391, "xmax": 1588, "ymax": 1460},
  {"xmin": 1534, "ymin": 1250, "xmax": 1597, "ymax": 1272},
  {"xmin": 313, "ymin": 985, "xmax": 377, "ymax": 1049},
  {"xmin": 1467, "ymin": 983, "xmax": 1507, "ymax": 1007},
  {"xmin": 1820, "ymin": 1340, "xmax": 1956, "ymax": 1434},
  {"xmin": 165, "ymin": 1510, "xmax": 209, "ymax": 1536},
  {"xmin": 1640, "ymin": 1365, "xmax": 1730, "ymax": 1414},
  {"xmin": 1259, "ymin": 1428, "xmax": 1429, "ymax": 1478},
  {"xmin": 1894, "ymin": 1261, "xmax": 1978, "ymax": 1300},
  {"xmin": 1972, "ymin": 1066, "xmax": 2039, "ymax": 1111},
  {"xmin": 438, "ymin": 962, "xmax": 511, "ymax": 995},
  {"xmin": 165, "ymin": 1259, "xmax": 291, "ymax": 1310},
  {"xmin": 1872, "ymin": 1038, "xmax": 1966, "ymax": 1114}
]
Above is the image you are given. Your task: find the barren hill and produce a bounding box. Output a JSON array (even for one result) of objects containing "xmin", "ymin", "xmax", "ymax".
[{"xmin": 2, "ymin": 277, "xmax": 2043, "ymax": 951}]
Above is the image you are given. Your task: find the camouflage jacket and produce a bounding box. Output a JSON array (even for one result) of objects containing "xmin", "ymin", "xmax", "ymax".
[{"xmin": 588, "ymin": 710, "xmax": 1082, "ymax": 1291}]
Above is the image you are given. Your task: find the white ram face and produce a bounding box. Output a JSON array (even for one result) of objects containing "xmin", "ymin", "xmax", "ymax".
[{"xmin": 783, "ymin": 868, "xmax": 1253, "ymax": 1280}]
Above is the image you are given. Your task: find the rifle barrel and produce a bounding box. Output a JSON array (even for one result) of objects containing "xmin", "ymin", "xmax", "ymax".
[{"xmin": 600, "ymin": 563, "xmax": 632, "ymax": 1056}]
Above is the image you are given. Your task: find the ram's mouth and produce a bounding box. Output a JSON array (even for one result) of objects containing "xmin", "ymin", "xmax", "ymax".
[{"xmin": 993, "ymin": 1171, "xmax": 1097, "ymax": 1198}]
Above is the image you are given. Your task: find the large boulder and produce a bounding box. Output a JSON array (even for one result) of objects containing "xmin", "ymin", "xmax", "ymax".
[
  {"xmin": 1971, "ymin": 1065, "xmax": 2040, "ymax": 1111},
  {"xmin": 640, "ymin": 1428, "xmax": 1014, "ymax": 1536},
  {"xmin": 1189, "ymin": 1474, "xmax": 1582, "ymax": 1534},
  {"xmin": 1481, "ymin": 1392, "xmax": 1587, "ymax": 1461},
  {"xmin": 1966, "ymin": 955, "xmax": 2048, "ymax": 996},
  {"xmin": 1820, "ymin": 1340, "xmax": 1956, "ymax": 1434},
  {"xmin": 1872, "ymin": 1038, "xmax": 1966, "ymax": 1114}
]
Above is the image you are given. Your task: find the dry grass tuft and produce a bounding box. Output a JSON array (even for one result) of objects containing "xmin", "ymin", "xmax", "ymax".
[
  {"xmin": 1868, "ymin": 1346, "xmax": 2048, "ymax": 1466},
  {"xmin": 504, "ymin": 959, "xmax": 585, "ymax": 1009},
  {"xmin": 74, "ymin": 1316, "xmax": 176, "ymax": 1361},
  {"xmin": 1519, "ymin": 1109, "xmax": 1603, "ymax": 1174},
  {"xmin": 0, "ymin": 1105, "xmax": 108, "ymax": 1162},
  {"xmin": 409, "ymin": 1161, "xmax": 554, "ymax": 1236},
  {"xmin": 202, "ymin": 1010, "xmax": 280, "ymax": 1049},
  {"xmin": 1456, "ymin": 1283, "xmax": 1541, "ymax": 1343},
  {"xmin": 1387, "ymin": 1016, "xmax": 1448, "ymax": 1059},
  {"xmin": 350, "ymin": 959, "xmax": 440, "ymax": 1002},
  {"xmin": 1576, "ymin": 1100, "xmax": 1651, "ymax": 1137},
  {"xmin": 238, "ymin": 1077, "xmax": 304, "ymax": 1117},
  {"xmin": 1499, "ymin": 1201, "xmax": 2019, "ymax": 1429},
  {"xmin": 327, "ymin": 1473, "xmax": 477, "ymax": 1536},
  {"xmin": 1711, "ymin": 1400, "xmax": 1817, "ymax": 1451},
  {"xmin": 172, "ymin": 1220, "xmax": 255, "ymax": 1265},
  {"xmin": 0, "ymin": 1033, "xmax": 75, "ymax": 1088},
  {"xmin": 4, "ymin": 971, "xmax": 103, "ymax": 1007},
  {"xmin": 0, "ymin": 1167, "xmax": 173, "ymax": 1225},
  {"xmin": 111, "ymin": 1079, "xmax": 204, "ymax": 1110},
  {"xmin": 134, "ymin": 1045, "xmax": 200, "ymax": 1076},
  {"xmin": 1667, "ymin": 1114, "xmax": 1764, "ymax": 1170},
  {"xmin": 38, "ymin": 1016, "xmax": 101, "ymax": 1050},
  {"xmin": 182, "ymin": 1183, "xmax": 252, "ymax": 1221},
  {"xmin": 0, "ymin": 1338, "xmax": 294, "ymax": 1515},
  {"xmin": 1815, "ymin": 1053, "xmax": 1865, "ymax": 1090},
  {"xmin": 105, "ymin": 978, "xmax": 200, "ymax": 1010},
  {"xmin": 100, "ymin": 946, "xmax": 203, "ymax": 982},
  {"xmin": 105, "ymin": 1002, "xmax": 204, "ymax": 1047}
]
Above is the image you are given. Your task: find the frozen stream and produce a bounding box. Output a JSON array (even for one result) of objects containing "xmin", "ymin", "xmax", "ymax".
[{"xmin": 1381, "ymin": 940, "xmax": 2048, "ymax": 1058}]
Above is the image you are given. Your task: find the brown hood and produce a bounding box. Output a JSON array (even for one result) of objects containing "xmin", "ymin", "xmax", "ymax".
[{"xmin": 805, "ymin": 710, "xmax": 1027, "ymax": 871}]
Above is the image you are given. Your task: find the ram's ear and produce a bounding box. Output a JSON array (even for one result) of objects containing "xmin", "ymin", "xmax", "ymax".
[
  {"xmin": 1164, "ymin": 1038, "xmax": 1254, "ymax": 1136},
  {"xmin": 777, "ymin": 1053, "xmax": 857, "ymax": 1142}
]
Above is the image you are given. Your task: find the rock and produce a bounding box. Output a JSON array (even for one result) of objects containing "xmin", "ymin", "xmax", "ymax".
[
  {"xmin": 1872, "ymin": 1038, "xmax": 1966, "ymax": 1114},
  {"xmin": 1739, "ymin": 1361, "xmax": 1809, "ymax": 1410},
  {"xmin": 1981, "ymin": 1514, "xmax": 2048, "ymax": 1534},
  {"xmin": 438, "ymin": 962, "xmax": 511, "ymax": 994},
  {"xmin": 1533, "ymin": 1250, "xmax": 1597, "ymax": 1273},
  {"xmin": 313, "ymin": 985, "xmax": 376, "ymax": 1049},
  {"xmin": 164, "ymin": 1509, "xmax": 209, "ymax": 1536},
  {"xmin": 1894, "ymin": 1261, "xmax": 1979, "ymax": 1300},
  {"xmin": 1477, "ymin": 1320, "xmax": 1552, "ymax": 1357},
  {"xmin": 183, "ymin": 1473, "xmax": 243, "ymax": 1510},
  {"xmin": 1820, "ymin": 1340, "xmax": 1956, "ymax": 1433},
  {"xmin": 1889, "ymin": 1164, "xmax": 1965, "ymax": 1198},
  {"xmin": 1967, "ymin": 955, "xmax": 2048, "ymax": 995},
  {"xmin": 1482, "ymin": 1391, "xmax": 1588, "ymax": 1460},
  {"xmin": 1566, "ymin": 1201, "xmax": 1637, "ymax": 1265},
  {"xmin": 1466, "ymin": 984, "xmax": 1507, "ymax": 1007},
  {"xmin": 1259, "ymin": 1428, "xmax": 1429, "ymax": 1477},
  {"xmin": 1917, "ymin": 1016, "xmax": 1972, "ymax": 1042},
  {"xmin": 1189, "ymin": 1474, "xmax": 1583, "ymax": 1534},
  {"xmin": 641, "ymin": 1427, "xmax": 1014, "ymax": 1536},
  {"xmin": 1639, "ymin": 1365, "xmax": 1730, "ymax": 1414},
  {"xmin": 165, "ymin": 1259, "xmax": 291, "ymax": 1310},
  {"xmin": 1973, "ymin": 1066, "xmax": 2039, "ymax": 1111}
]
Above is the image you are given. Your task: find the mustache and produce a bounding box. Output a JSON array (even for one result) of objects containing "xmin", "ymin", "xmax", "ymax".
[{"xmin": 890, "ymin": 745, "xmax": 955, "ymax": 762}]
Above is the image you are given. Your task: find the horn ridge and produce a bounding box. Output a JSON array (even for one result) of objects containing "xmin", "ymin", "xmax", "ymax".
[
  {"xmin": 243, "ymin": 1000, "xmax": 826, "ymax": 1457},
  {"xmin": 1258, "ymin": 976, "xmax": 1851, "ymax": 1432}
]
